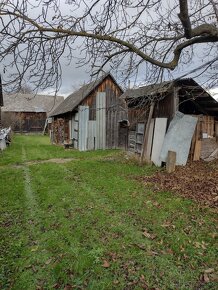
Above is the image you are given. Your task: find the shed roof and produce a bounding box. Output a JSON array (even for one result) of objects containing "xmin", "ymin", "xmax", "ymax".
[
  {"xmin": 50, "ymin": 72, "xmax": 123, "ymax": 117},
  {"xmin": 121, "ymin": 78, "xmax": 218, "ymax": 116},
  {"xmin": 2, "ymin": 93, "xmax": 64, "ymax": 114},
  {"xmin": 121, "ymin": 81, "xmax": 172, "ymax": 99}
]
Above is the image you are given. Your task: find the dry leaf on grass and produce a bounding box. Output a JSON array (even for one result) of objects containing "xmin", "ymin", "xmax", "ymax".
[
  {"xmin": 142, "ymin": 229, "xmax": 156, "ymax": 240},
  {"xmin": 102, "ymin": 260, "xmax": 110, "ymax": 268}
]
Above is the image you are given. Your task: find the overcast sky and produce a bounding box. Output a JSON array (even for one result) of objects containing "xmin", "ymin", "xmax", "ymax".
[{"xmin": 1, "ymin": 0, "xmax": 217, "ymax": 99}]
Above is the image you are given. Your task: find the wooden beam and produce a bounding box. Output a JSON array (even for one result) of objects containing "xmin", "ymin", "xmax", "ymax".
[
  {"xmin": 173, "ymin": 87, "xmax": 179, "ymax": 115},
  {"xmin": 204, "ymin": 107, "xmax": 218, "ymax": 111},
  {"xmin": 140, "ymin": 102, "xmax": 155, "ymax": 164},
  {"xmin": 166, "ymin": 151, "xmax": 176, "ymax": 173}
]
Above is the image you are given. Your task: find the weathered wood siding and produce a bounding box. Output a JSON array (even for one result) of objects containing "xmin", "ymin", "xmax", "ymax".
[
  {"xmin": 10, "ymin": 112, "xmax": 47, "ymax": 133},
  {"xmin": 81, "ymin": 75, "xmax": 126, "ymax": 149},
  {"xmin": 52, "ymin": 75, "xmax": 126, "ymax": 149}
]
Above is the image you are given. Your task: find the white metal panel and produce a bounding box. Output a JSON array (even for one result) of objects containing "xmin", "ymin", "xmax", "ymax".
[
  {"xmin": 73, "ymin": 119, "xmax": 78, "ymax": 149},
  {"xmin": 74, "ymin": 121, "xmax": 78, "ymax": 131},
  {"xmin": 151, "ymin": 118, "xmax": 167, "ymax": 166},
  {"xmin": 88, "ymin": 121, "xmax": 97, "ymax": 150},
  {"xmin": 96, "ymin": 92, "xmax": 106, "ymax": 149},
  {"xmin": 69, "ymin": 119, "xmax": 72, "ymax": 140},
  {"xmin": 73, "ymin": 131, "xmax": 78, "ymax": 140},
  {"xmin": 160, "ymin": 112, "xmax": 198, "ymax": 165},
  {"xmin": 71, "ymin": 115, "xmax": 75, "ymax": 140},
  {"xmin": 75, "ymin": 112, "xmax": 79, "ymax": 121},
  {"xmin": 74, "ymin": 140, "xmax": 78, "ymax": 149},
  {"xmin": 78, "ymin": 106, "xmax": 89, "ymax": 151}
]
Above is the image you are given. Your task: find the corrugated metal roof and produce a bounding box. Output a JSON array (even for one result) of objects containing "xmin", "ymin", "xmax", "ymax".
[
  {"xmin": 50, "ymin": 72, "xmax": 123, "ymax": 117},
  {"xmin": 2, "ymin": 93, "xmax": 64, "ymax": 113},
  {"xmin": 120, "ymin": 81, "xmax": 173, "ymax": 99},
  {"xmin": 121, "ymin": 78, "xmax": 218, "ymax": 116}
]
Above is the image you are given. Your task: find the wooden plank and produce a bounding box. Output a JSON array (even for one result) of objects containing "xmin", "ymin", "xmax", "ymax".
[
  {"xmin": 193, "ymin": 140, "xmax": 202, "ymax": 161},
  {"xmin": 137, "ymin": 123, "xmax": 145, "ymax": 134},
  {"xmin": 128, "ymin": 130, "xmax": 136, "ymax": 151},
  {"xmin": 140, "ymin": 102, "xmax": 155, "ymax": 164},
  {"xmin": 146, "ymin": 118, "xmax": 155, "ymax": 159},
  {"xmin": 215, "ymin": 121, "xmax": 218, "ymax": 141},
  {"xmin": 151, "ymin": 117, "xmax": 167, "ymax": 166},
  {"xmin": 166, "ymin": 151, "xmax": 176, "ymax": 173},
  {"xmin": 69, "ymin": 119, "xmax": 72, "ymax": 140}
]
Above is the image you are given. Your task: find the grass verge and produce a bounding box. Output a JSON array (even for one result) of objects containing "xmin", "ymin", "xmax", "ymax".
[{"xmin": 0, "ymin": 135, "xmax": 217, "ymax": 289}]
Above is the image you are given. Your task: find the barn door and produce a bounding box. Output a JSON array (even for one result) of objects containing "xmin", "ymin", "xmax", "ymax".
[{"xmin": 96, "ymin": 92, "xmax": 106, "ymax": 149}]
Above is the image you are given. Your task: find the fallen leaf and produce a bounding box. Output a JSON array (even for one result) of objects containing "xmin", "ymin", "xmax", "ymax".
[
  {"xmin": 31, "ymin": 246, "xmax": 38, "ymax": 252},
  {"xmin": 203, "ymin": 273, "xmax": 210, "ymax": 283},
  {"xmin": 102, "ymin": 260, "xmax": 110, "ymax": 268},
  {"xmin": 32, "ymin": 265, "xmax": 37, "ymax": 273},
  {"xmin": 142, "ymin": 230, "xmax": 156, "ymax": 240},
  {"xmin": 210, "ymin": 273, "xmax": 218, "ymax": 281},
  {"xmin": 204, "ymin": 268, "xmax": 214, "ymax": 274},
  {"xmin": 45, "ymin": 258, "xmax": 52, "ymax": 265},
  {"xmin": 147, "ymin": 250, "xmax": 158, "ymax": 256}
]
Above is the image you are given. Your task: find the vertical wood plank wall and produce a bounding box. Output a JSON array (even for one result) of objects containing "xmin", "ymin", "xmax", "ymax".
[{"xmin": 52, "ymin": 75, "xmax": 125, "ymax": 150}]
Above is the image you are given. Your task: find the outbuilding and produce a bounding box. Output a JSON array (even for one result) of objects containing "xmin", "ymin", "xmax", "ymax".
[
  {"xmin": 50, "ymin": 73, "xmax": 127, "ymax": 151},
  {"xmin": 121, "ymin": 78, "xmax": 218, "ymax": 165}
]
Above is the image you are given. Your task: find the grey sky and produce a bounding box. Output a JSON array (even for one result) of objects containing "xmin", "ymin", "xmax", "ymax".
[{"xmin": 0, "ymin": 0, "xmax": 217, "ymax": 99}]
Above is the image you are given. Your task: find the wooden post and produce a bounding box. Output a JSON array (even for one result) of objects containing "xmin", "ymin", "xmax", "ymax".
[
  {"xmin": 193, "ymin": 140, "xmax": 202, "ymax": 161},
  {"xmin": 215, "ymin": 121, "xmax": 218, "ymax": 142},
  {"xmin": 140, "ymin": 102, "xmax": 155, "ymax": 164},
  {"xmin": 173, "ymin": 87, "xmax": 179, "ymax": 116},
  {"xmin": 166, "ymin": 150, "xmax": 176, "ymax": 173}
]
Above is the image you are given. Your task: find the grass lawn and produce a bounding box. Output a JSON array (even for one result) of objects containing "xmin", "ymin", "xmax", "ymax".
[{"xmin": 0, "ymin": 135, "xmax": 217, "ymax": 289}]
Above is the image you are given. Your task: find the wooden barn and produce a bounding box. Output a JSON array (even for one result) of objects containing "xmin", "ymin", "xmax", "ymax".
[
  {"xmin": 1, "ymin": 93, "xmax": 64, "ymax": 133},
  {"xmin": 50, "ymin": 73, "xmax": 127, "ymax": 151},
  {"xmin": 121, "ymin": 78, "xmax": 218, "ymax": 165}
]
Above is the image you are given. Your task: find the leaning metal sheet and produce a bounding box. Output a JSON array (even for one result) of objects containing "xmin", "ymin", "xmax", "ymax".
[{"xmin": 160, "ymin": 113, "xmax": 198, "ymax": 166}]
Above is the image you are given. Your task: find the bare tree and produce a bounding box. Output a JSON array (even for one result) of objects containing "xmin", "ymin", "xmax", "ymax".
[
  {"xmin": 12, "ymin": 84, "xmax": 33, "ymax": 94},
  {"xmin": 1, "ymin": 112, "xmax": 22, "ymax": 130},
  {"xmin": 0, "ymin": 0, "xmax": 217, "ymax": 91}
]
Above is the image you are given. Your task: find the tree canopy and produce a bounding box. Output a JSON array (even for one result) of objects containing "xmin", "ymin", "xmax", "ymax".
[{"xmin": 0, "ymin": 0, "xmax": 217, "ymax": 91}]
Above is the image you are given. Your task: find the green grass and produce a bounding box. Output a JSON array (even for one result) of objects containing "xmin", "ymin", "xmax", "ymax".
[{"xmin": 0, "ymin": 135, "xmax": 217, "ymax": 289}]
